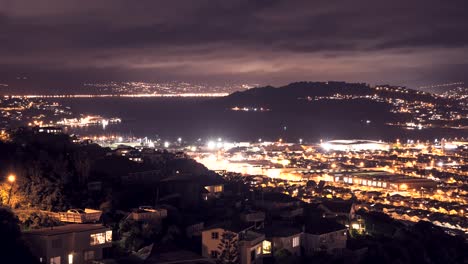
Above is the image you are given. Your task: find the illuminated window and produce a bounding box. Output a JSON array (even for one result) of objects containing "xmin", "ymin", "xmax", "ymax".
[
  {"xmin": 84, "ymin": 251, "xmax": 94, "ymax": 261},
  {"xmin": 292, "ymin": 236, "xmax": 300, "ymax": 248},
  {"xmin": 68, "ymin": 254, "xmax": 73, "ymax": 264},
  {"xmin": 256, "ymin": 245, "xmax": 262, "ymax": 255},
  {"xmin": 362, "ymin": 180, "xmax": 367, "ymax": 185},
  {"xmin": 214, "ymin": 185, "xmax": 223, "ymax": 192},
  {"xmin": 90, "ymin": 233, "xmax": 106, "ymax": 245},
  {"xmin": 50, "ymin": 256, "xmax": 60, "ymax": 264},
  {"xmin": 262, "ymin": 240, "xmax": 272, "ymax": 255},
  {"xmin": 105, "ymin": 230, "xmax": 112, "ymax": 243},
  {"xmin": 90, "ymin": 231, "xmax": 112, "ymax": 245},
  {"xmin": 382, "ymin": 182, "xmax": 387, "ymax": 188},
  {"xmin": 377, "ymin": 182, "xmax": 382, "ymax": 187}
]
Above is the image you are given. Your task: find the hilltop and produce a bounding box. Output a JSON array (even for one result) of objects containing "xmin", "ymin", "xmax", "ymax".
[{"xmin": 205, "ymin": 82, "xmax": 466, "ymax": 141}]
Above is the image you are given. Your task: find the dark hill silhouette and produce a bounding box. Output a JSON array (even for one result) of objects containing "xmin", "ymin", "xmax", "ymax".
[
  {"xmin": 198, "ymin": 81, "xmax": 464, "ymax": 141},
  {"xmin": 218, "ymin": 81, "xmax": 442, "ymax": 106}
]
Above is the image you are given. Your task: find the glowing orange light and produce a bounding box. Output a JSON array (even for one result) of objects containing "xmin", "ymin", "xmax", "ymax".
[{"xmin": 7, "ymin": 174, "xmax": 15, "ymax": 183}]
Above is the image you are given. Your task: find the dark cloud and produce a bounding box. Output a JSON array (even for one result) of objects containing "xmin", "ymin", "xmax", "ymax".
[{"xmin": 0, "ymin": 0, "xmax": 467, "ymax": 90}]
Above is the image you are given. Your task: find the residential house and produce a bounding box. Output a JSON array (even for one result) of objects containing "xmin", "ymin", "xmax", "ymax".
[
  {"xmin": 202, "ymin": 222, "xmax": 264, "ymax": 264},
  {"xmin": 318, "ymin": 200, "xmax": 356, "ymax": 224},
  {"xmin": 240, "ymin": 210, "xmax": 265, "ymax": 229},
  {"xmin": 24, "ymin": 224, "xmax": 112, "ymax": 264},
  {"xmin": 255, "ymin": 192, "xmax": 302, "ymax": 211},
  {"xmin": 303, "ymin": 220, "xmax": 347, "ymax": 255},
  {"xmin": 262, "ymin": 225, "xmax": 302, "ymax": 257}
]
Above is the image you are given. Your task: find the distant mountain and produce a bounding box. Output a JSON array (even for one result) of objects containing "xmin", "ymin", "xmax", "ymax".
[
  {"xmin": 220, "ymin": 81, "xmax": 441, "ymax": 105},
  {"xmin": 204, "ymin": 81, "xmax": 466, "ymax": 141}
]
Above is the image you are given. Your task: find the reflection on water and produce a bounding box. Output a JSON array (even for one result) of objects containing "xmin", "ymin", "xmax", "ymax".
[{"xmin": 55, "ymin": 97, "xmax": 466, "ymax": 142}]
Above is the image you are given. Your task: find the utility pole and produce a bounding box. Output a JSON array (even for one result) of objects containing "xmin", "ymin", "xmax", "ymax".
[{"xmin": 6, "ymin": 174, "xmax": 16, "ymax": 207}]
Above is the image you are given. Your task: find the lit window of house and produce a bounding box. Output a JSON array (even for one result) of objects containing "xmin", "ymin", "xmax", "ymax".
[
  {"xmin": 256, "ymin": 245, "xmax": 262, "ymax": 255},
  {"xmin": 90, "ymin": 231, "xmax": 112, "ymax": 245},
  {"xmin": 262, "ymin": 240, "xmax": 272, "ymax": 255},
  {"xmin": 214, "ymin": 185, "xmax": 223, "ymax": 192},
  {"xmin": 105, "ymin": 230, "xmax": 112, "ymax": 242},
  {"xmin": 211, "ymin": 232, "xmax": 219, "ymax": 239},
  {"xmin": 68, "ymin": 254, "xmax": 73, "ymax": 264},
  {"xmin": 292, "ymin": 236, "xmax": 300, "ymax": 248},
  {"xmin": 50, "ymin": 256, "xmax": 60, "ymax": 264}
]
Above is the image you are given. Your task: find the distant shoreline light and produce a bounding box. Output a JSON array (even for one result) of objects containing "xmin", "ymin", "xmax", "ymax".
[{"xmin": 5, "ymin": 93, "xmax": 230, "ymax": 99}]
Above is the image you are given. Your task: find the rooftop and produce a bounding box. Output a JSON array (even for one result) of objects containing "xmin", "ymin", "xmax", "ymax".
[
  {"xmin": 320, "ymin": 200, "xmax": 353, "ymax": 214},
  {"xmin": 262, "ymin": 224, "xmax": 302, "ymax": 238},
  {"xmin": 205, "ymin": 221, "xmax": 254, "ymax": 233},
  {"xmin": 24, "ymin": 224, "xmax": 109, "ymax": 236},
  {"xmin": 305, "ymin": 219, "xmax": 347, "ymax": 235}
]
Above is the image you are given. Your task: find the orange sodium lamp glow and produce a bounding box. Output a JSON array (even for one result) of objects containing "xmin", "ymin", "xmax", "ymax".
[{"xmin": 7, "ymin": 174, "xmax": 16, "ymax": 183}]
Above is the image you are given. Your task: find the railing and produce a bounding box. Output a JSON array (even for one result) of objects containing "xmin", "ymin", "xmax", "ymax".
[{"xmin": 55, "ymin": 208, "xmax": 102, "ymax": 223}]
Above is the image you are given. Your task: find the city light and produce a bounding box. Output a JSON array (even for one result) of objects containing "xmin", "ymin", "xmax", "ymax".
[
  {"xmin": 7, "ymin": 174, "xmax": 16, "ymax": 183},
  {"xmin": 207, "ymin": 141, "xmax": 216, "ymax": 150}
]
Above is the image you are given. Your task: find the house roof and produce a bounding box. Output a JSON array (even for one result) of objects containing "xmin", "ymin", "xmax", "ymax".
[
  {"xmin": 305, "ymin": 219, "xmax": 347, "ymax": 235},
  {"xmin": 262, "ymin": 224, "xmax": 302, "ymax": 238},
  {"xmin": 320, "ymin": 200, "xmax": 353, "ymax": 214},
  {"xmin": 261, "ymin": 192, "xmax": 301, "ymax": 203},
  {"xmin": 204, "ymin": 221, "xmax": 253, "ymax": 233},
  {"xmin": 161, "ymin": 173, "xmax": 224, "ymax": 186},
  {"xmin": 24, "ymin": 224, "xmax": 109, "ymax": 236},
  {"xmin": 145, "ymin": 244, "xmax": 211, "ymax": 264}
]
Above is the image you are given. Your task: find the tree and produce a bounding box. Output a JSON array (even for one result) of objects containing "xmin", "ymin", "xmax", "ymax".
[
  {"xmin": 0, "ymin": 208, "xmax": 40, "ymax": 264},
  {"xmin": 118, "ymin": 219, "xmax": 163, "ymax": 252},
  {"xmin": 217, "ymin": 231, "xmax": 239, "ymax": 264}
]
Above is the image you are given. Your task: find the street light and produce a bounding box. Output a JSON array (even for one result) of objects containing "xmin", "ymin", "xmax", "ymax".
[
  {"xmin": 6, "ymin": 174, "xmax": 16, "ymax": 207},
  {"xmin": 7, "ymin": 174, "xmax": 15, "ymax": 183}
]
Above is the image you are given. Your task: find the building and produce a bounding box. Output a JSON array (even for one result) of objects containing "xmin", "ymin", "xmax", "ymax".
[
  {"xmin": 160, "ymin": 173, "xmax": 224, "ymax": 208},
  {"xmin": 240, "ymin": 210, "xmax": 266, "ymax": 229},
  {"xmin": 321, "ymin": 140, "xmax": 390, "ymax": 152},
  {"xmin": 36, "ymin": 126, "xmax": 63, "ymax": 134},
  {"xmin": 202, "ymin": 223, "xmax": 264, "ymax": 264},
  {"xmin": 254, "ymin": 192, "xmax": 302, "ymax": 211},
  {"xmin": 262, "ymin": 225, "xmax": 302, "ymax": 257},
  {"xmin": 303, "ymin": 220, "xmax": 347, "ymax": 255},
  {"xmin": 128, "ymin": 207, "xmax": 168, "ymax": 223},
  {"xmin": 24, "ymin": 224, "xmax": 112, "ymax": 264},
  {"xmin": 318, "ymin": 200, "xmax": 356, "ymax": 222},
  {"xmin": 330, "ymin": 171, "xmax": 437, "ymax": 191},
  {"xmin": 202, "ymin": 183, "xmax": 224, "ymax": 200},
  {"xmin": 121, "ymin": 170, "xmax": 163, "ymax": 184}
]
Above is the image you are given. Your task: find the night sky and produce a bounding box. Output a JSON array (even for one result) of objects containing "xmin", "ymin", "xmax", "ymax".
[{"xmin": 1, "ymin": 0, "xmax": 468, "ymax": 92}]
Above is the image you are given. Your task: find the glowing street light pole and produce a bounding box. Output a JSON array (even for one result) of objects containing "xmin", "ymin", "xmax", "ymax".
[{"xmin": 6, "ymin": 174, "xmax": 16, "ymax": 207}]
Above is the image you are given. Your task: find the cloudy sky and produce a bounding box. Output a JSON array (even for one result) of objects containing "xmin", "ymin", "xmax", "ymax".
[{"xmin": 1, "ymin": 0, "xmax": 468, "ymax": 92}]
